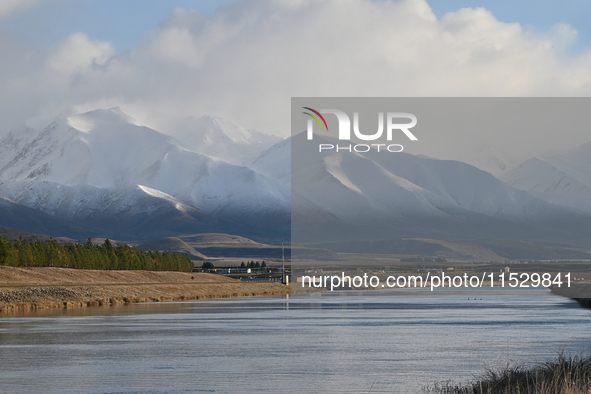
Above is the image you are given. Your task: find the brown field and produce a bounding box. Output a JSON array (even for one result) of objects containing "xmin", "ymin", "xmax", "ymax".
[{"xmin": 0, "ymin": 267, "xmax": 290, "ymax": 313}]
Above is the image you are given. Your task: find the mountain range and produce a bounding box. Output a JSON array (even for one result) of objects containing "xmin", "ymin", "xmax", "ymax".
[
  {"xmin": 290, "ymin": 133, "xmax": 591, "ymax": 247},
  {"xmin": 0, "ymin": 108, "xmax": 289, "ymax": 241},
  {"xmin": 501, "ymin": 142, "xmax": 591, "ymax": 214},
  {"xmin": 1, "ymin": 107, "xmax": 591, "ymax": 257}
]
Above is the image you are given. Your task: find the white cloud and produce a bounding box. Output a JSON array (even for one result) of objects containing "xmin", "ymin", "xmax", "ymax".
[
  {"xmin": 47, "ymin": 33, "xmax": 115, "ymax": 75},
  {"xmin": 0, "ymin": 0, "xmax": 39, "ymax": 17},
  {"xmin": 1, "ymin": 0, "xmax": 591, "ymax": 160}
]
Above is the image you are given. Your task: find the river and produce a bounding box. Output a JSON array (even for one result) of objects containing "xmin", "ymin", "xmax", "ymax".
[{"xmin": 1, "ymin": 287, "xmax": 590, "ymax": 393}]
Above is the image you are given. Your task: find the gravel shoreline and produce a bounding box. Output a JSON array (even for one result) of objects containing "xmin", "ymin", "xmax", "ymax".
[
  {"xmin": 0, "ymin": 282, "xmax": 290, "ymax": 312},
  {"xmin": 0, "ymin": 267, "xmax": 290, "ymax": 312},
  {"xmin": 0, "ymin": 287, "xmax": 91, "ymax": 303}
]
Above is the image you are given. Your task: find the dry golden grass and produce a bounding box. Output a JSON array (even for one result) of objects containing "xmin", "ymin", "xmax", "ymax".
[
  {"xmin": 0, "ymin": 266, "xmax": 233, "ymax": 286},
  {"xmin": 0, "ymin": 266, "xmax": 290, "ymax": 312},
  {"xmin": 423, "ymin": 353, "xmax": 591, "ymax": 394}
]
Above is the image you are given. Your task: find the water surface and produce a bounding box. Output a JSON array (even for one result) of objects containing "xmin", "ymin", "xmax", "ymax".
[{"xmin": 0, "ymin": 287, "xmax": 589, "ymax": 393}]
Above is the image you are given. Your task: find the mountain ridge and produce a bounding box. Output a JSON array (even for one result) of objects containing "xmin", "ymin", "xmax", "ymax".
[
  {"xmin": 3, "ymin": 108, "xmax": 591, "ymax": 253},
  {"xmin": 0, "ymin": 108, "xmax": 290, "ymax": 241}
]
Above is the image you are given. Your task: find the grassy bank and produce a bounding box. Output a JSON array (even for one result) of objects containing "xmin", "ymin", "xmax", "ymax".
[
  {"xmin": 423, "ymin": 353, "xmax": 591, "ymax": 394},
  {"xmin": 0, "ymin": 266, "xmax": 290, "ymax": 312}
]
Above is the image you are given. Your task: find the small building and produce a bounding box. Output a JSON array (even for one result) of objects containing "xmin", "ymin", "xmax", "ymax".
[{"xmin": 221, "ymin": 268, "xmax": 251, "ymax": 274}]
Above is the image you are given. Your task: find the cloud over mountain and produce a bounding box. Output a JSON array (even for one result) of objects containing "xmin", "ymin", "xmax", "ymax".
[{"xmin": 1, "ymin": 0, "xmax": 591, "ymax": 165}]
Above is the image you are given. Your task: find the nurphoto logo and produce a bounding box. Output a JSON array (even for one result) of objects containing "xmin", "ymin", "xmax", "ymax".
[{"xmin": 302, "ymin": 107, "xmax": 418, "ymax": 153}]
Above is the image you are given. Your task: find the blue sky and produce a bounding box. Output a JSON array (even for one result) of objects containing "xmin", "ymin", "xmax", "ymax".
[
  {"xmin": 1, "ymin": 0, "xmax": 590, "ymax": 54},
  {"xmin": 1, "ymin": 0, "xmax": 230, "ymax": 51}
]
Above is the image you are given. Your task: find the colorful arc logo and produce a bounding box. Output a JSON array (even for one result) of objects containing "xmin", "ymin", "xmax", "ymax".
[{"xmin": 302, "ymin": 107, "xmax": 328, "ymax": 131}]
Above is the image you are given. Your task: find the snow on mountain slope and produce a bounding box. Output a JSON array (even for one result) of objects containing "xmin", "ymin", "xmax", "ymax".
[
  {"xmin": 163, "ymin": 115, "xmax": 282, "ymax": 166},
  {"xmin": 463, "ymin": 144, "xmax": 518, "ymax": 177},
  {"xmin": 250, "ymin": 137, "xmax": 290, "ymax": 187},
  {"xmin": 501, "ymin": 142, "xmax": 591, "ymax": 213},
  {"xmin": 0, "ymin": 196, "xmax": 95, "ymax": 239},
  {"xmin": 255, "ymin": 135, "xmax": 533, "ymax": 222},
  {"xmin": 0, "ymin": 180, "xmax": 243, "ymax": 240},
  {"xmin": 0, "ymin": 108, "xmax": 187, "ymax": 187},
  {"xmin": 0, "ymin": 124, "xmax": 40, "ymax": 171},
  {"xmin": 544, "ymin": 141, "xmax": 591, "ymax": 187},
  {"xmin": 0, "ymin": 181, "xmax": 201, "ymax": 219},
  {"xmin": 291, "ymin": 132, "xmax": 591, "ymax": 244},
  {"xmin": 364, "ymin": 149, "xmax": 554, "ymax": 221},
  {"xmin": 291, "ymin": 133, "xmax": 554, "ymax": 222},
  {"xmin": 0, "ymin": 108, "xmax": 290, "ymax": 219},
  {"xmin": 293, "ymin": 139, "xmax": 451, "ymax": 221},
  {"xmin": 502, "ymin": 158, "xmax": 589, "ymax": 195},
  {"xmin": 3, "ymin": 107, "xmax": 591, "ymax": 245}
]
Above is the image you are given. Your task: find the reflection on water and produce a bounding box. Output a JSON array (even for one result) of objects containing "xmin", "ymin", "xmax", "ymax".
[{"xmin": 0, "ymin": 288, "xmax": 590, "ymax": 393}]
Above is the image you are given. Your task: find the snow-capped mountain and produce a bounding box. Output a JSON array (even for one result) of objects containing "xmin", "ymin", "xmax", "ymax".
[
  {"xmin": 291, "ymin": 133, "xmax": 541, "ymax": 221},
  {"xmin": 501, "ymin": 142, "xmax": 591, "ymax": 213},
  {"xmin": 162, "ymin": 115, "xmax": 282, "ymax": 166},
  {"xmin": 290, "ymin": 132, "xmax": 591, "ymax": 245},
  {"xmin": 0, "ymin": 108, "xmax": 289, "ymax": 214},
  {"xmin": 463, "ymin": 144, "xmax": 518, "ymax": 177},
  {"xmin": 250, "ymin": 137, "xmax": 290, "ymax": 187},
  {"xmin": 0, "ymin": 108, "xmax": 289, "ymax": 240},
  {"xmin": 0, "ymin": 181, "xmax": 241, "ymax": 239},
  {"xmin": 3, "ymin": 107, "xmax": 591, "ymax": 248}
]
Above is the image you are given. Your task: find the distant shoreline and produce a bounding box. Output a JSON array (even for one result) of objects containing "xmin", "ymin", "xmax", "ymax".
[
  {"xmin": 0, "ymin": 267, "xmax": 289, "ymax": 313},
  {"xmin": 550, "ymin": 282, "xmax": 591, "ymax": 309}
]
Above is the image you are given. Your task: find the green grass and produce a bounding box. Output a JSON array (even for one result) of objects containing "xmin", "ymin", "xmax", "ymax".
[{"xmin": 422, "ymin": 353, "xmax": 591, "ymax": 394}]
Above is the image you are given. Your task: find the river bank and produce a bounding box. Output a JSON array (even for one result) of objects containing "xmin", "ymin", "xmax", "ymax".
[
  {"xmin": 0, "ymin": 266, "xmax": 290, "ymax": 312},
  {"xmin": 550, "ymin": 282, "xmax": 591, "ymax": 309},
  {"xmin": 423, "ymin": 353, "xmax": 591, "ymax": 394}
]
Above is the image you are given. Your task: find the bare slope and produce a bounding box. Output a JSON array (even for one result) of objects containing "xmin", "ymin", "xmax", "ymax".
[
  {"xmin": 137, "ymin": 237, "xmax": 207, "ymax": 260},
  {"xmin": 178, "ymin": 233, "xmax": 267, "ymax": 247}
]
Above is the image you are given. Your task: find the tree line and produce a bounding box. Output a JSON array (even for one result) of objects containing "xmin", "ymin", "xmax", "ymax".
[
  {"xmin": 241, "ymin": 261, "xmax": 266, "ymax": 269},
  {"xmin": 0, "ymin": 237, "xmax": 194, "ymax": 272}
]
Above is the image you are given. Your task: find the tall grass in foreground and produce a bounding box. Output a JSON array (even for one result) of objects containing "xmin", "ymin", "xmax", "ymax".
[{"xmin": 422, "ymin": 353, "xmax": 591, "ymax": 394}]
